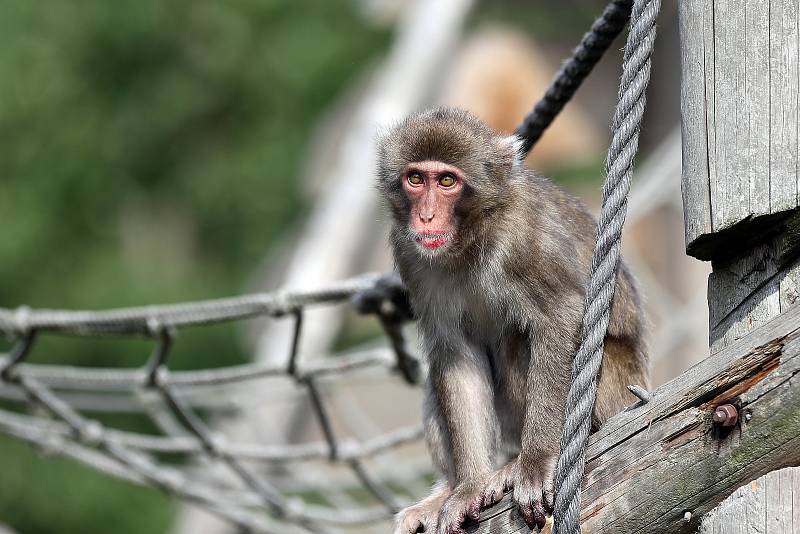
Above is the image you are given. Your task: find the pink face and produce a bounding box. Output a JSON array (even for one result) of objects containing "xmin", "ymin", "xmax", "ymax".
[{"xmin": 401, "ymin": 160, "xmax": 465, "ymax": 252}]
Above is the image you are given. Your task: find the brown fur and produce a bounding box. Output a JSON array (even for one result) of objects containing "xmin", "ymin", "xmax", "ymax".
[{"xmin": 378, "ymin": 108, "xmax": 648, "ymax": 534}]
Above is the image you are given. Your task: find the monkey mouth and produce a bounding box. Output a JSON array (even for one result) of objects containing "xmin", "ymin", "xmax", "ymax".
[{"xmin": 413, "ymin": 231, "xmax": 451, "ymax": 250}]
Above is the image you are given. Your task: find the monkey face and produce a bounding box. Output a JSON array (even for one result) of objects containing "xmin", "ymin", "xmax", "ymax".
[
  {"xmin": 400, "ymin": 160, "xmax": 465, "ymax": 254},
  {"xmin": 377, "ymin": 107, "xmax": 523, "ymax": 260}
]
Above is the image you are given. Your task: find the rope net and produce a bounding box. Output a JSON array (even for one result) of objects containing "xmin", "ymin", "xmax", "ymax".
[{"xmin": 0, "ymin": 273, "xmax": 422, "ymax": 534}]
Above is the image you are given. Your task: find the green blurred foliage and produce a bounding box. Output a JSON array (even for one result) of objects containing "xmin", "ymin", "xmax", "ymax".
[
  {"xmin": 0, "ymin": 1, "xmax": 388, "ymax": 532},
  {"xmin": 0, "ymin": 435, "xmax": 174, "ymax": 534}
]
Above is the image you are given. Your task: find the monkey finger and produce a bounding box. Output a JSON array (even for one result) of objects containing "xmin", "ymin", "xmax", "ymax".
[
  {"xmin": 543, "ymin": 489, "xmax": 555, "ymax": 514},
  {"xmin": 531, "ymin": 500, "xmax": 547, "ymax": 529},
  {"xmin": 444, "ymin": 523, "xmax": 468, "ymax": 534},
  {"xmin": 480, "ymin": 489, "xmax": 498, "ymax": 508},
  {"xmin": 466, "ymin": 498, "xmax": 482, "ymax": 521},
  {"xmin": 517, "ymin": 503, "xmax": 536, "ymax": 529},
  {"xmin": 480, "ymin": 479, "xmax": 509, "ymax": 508},
  {"xmin": 436, "ymin": 508, "xmax": 464, "ymax": 534},
  {"xmin": 517, "ymin": 500, "xmax": 547, "ymax": 531},
  {"xmin": 541, "ymin": 477, "xmax": 555, "ymax": 512},
  {"xmin": 438, "ymin": 516, "xmax": 465, "ymax": 534}
]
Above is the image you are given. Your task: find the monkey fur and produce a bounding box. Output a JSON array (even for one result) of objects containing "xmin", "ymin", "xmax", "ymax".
[{"xmin": 376, "ymin": 108, "xmax": 648, "ymax": 534}]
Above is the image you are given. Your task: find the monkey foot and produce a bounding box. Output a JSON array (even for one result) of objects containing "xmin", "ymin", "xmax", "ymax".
[
  {"xmin": 436, "ymin": 479, "xmax": 493, "ymax": 534},
  {"xmin": 394, "ymin": 485, "xmax": 450, "ymax": 534},
  {"xmin": 476, "ymin": 462, "xmax": 514, "ymax": 508},
  {"xmin": 476, "ymin": 455, "xmax": 556, "ymax": 530},
  {"xmin": 508, "ymin": 454, "xmax": 557, "ymax": 531}
]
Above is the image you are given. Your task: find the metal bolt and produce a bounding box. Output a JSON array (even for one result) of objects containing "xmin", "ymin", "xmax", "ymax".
[
  {"xmin": 713, "ymin": 404, "xmax": 739, "ymax": 427},
  {"xmin": 683, "ymin": 511, "xmax": 692, "ymax": 523}
]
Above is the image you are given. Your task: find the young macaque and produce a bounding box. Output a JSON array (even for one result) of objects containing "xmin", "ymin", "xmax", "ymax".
[{"xmin": 376, "ymin": 108, "xmax": 648, "ymax": 534}]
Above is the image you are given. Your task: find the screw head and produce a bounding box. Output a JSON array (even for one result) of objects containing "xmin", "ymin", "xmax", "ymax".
[{"xmin": 713, "ymin": 404, "xmax": 739, "ymax": 427}]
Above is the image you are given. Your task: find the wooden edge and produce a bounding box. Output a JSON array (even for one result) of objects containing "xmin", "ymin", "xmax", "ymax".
[{"xmin": 685, "ymin": 209, "xmax": 800, "ymax": 262}]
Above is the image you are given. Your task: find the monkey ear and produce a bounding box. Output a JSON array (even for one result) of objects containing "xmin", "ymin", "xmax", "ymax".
[{"xmin": 497, "ymin": 135, "xmax": 525, "ymax": 174}]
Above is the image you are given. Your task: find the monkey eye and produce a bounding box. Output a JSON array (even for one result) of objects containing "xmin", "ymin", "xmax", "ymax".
[
  {"xmin": 438, "ymin": 174, "xmax": 456, "ymax": 187},
  {"xmin": 407, "ymin": 173, "xmax": 424, "ymax": 186}
]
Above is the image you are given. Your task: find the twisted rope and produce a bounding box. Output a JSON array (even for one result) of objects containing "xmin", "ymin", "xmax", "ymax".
[
  {"xmin": 516, "ymin": 0, "xmax": 634, "ymax": 156},
  {"xmin": 552, "ymin": 1, "xmax": 661, "ymax": 533},
  {"xmin": 0, "ymin": 273, "xmax": 382, "ymax": 337}
]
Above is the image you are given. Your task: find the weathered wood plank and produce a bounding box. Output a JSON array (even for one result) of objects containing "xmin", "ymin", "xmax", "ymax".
[
  {"xmin": 780, "ymin": 255, "xmax": 800, "ymax": 313},
  {"xmin": 707, "ymin": 217, "xmax": 800, "ymax": 353},
  {"xmin": 699, "ymin": 474, "xmax": 766, "ymax": 534},
  {"xmin": 708, "ymin": 241, "xmax": 782, "ymax": 354},
  {"xmin": 679, "ymin": 0, "xmax": 713, "ymax": 249},
  {"xmin": 700, "ymin": 467, "xmax": 800, "ymax": 534},
  {"xmin": 748, "ymin": 0, "xmax": 771, "ymax": 217},
  {"xmin": 770, "ymin": 0, "xmax": 800, "ymax": 214},
  {"xmin": 703, "ymin": 0, "xmax": 717, "ymax": 236},
  {"xmin": 580, "ymin": 312, "xmax": 800, "ymax": 533},
  {"xmin": 680, "ymin": 0, "xmax": 800, "ymax": 260},
  {"xmin": 471, "ymin": 304, "xmax": 800, "ymax": 534},
  {"xmin": 712, "ymin": 0, "xmax": 751, "ymax": 230}
]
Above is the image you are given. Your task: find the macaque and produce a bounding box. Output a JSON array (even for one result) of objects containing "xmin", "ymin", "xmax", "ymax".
[{"xmin": 376, "ymin": 108, "xmax": 648, "ymax": 534}]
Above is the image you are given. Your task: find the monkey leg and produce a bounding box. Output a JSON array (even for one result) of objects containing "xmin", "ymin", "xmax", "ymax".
[{"xmin": 593, "ymin": 337, "xmax": 649, "ymax": 426}]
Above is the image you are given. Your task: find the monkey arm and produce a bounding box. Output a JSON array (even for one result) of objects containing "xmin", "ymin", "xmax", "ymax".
[
  {"xmin": 420, "ymin": 342, "xmax": 504, "ymax": 534},
  {"xmin": 426, "ymin": 342, "xmax": 499, "ymax": 483},
  {"xmin": 508, "ymin": 326, "xmax": 575, "ymax": 528}
]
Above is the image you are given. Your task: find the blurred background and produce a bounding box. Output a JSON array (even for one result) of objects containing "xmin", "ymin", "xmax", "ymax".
[{"xmin": 0, "ymin": 0, "xmax": 710, "ymax": 533}]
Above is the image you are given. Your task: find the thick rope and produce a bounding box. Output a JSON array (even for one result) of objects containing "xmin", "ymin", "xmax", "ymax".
[
  {"xmin": 552, "ymin": 0, "xmax": 661, "ymax": 533},
  {"xmin": 516, "ymin": 0, "xmax": 634, "ymax": 156}
]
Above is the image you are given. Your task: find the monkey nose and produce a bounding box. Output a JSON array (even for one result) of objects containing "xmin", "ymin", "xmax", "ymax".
[{"xmin": 419, "ymin": 212, "xmax": 434, "ymax": 223}]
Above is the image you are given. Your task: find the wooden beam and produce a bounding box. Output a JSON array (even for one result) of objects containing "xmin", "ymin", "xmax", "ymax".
[{"xmin": 469, "ymin": 303, "xmax": 800, "ymax": 533}]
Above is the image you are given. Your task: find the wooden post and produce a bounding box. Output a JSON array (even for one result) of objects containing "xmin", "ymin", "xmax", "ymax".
[{"xmin": 680, "ymin": 0, "xmax": 800, "ymax": 530}]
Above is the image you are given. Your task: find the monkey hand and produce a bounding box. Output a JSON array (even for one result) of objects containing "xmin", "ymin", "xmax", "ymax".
[
  {"xmin": 505, "ymin": 453, "xmax": 557, "ymax": 531},
  {"xmin": 435, "ymin": 477, "xmax": 491, "ymax": 534},
  {"xmin": 478, "ymin": 461, "xmax": 516, "ymax": 508},
  {"xmin": 394, "ymin": 485, "xmax": 450, "ymax": 534}
]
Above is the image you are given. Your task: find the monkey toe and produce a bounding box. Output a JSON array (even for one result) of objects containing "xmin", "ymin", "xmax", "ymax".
[
  {"xmin": 436, "ymin": 491, "xmax": 483, "ymax": 534},
  {"xmin": 517, "ymin": 500, "xmax": 547, "ymax": 531},
  {"xmin": 513, "ymin": 479, "xmax": 549, "ymax": 530},
  {"xmin": 543, "ymin": 489, "xmax": 555, "ymax": 514},
  {"xmin": 480, "ymin": 462, "xmax": 515, "ymax": 507}
]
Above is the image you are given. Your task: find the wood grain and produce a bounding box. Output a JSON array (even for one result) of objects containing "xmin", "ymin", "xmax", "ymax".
[{"xmin": 680, "ymin": 0, "xmax": 800, "ymax": 260}]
